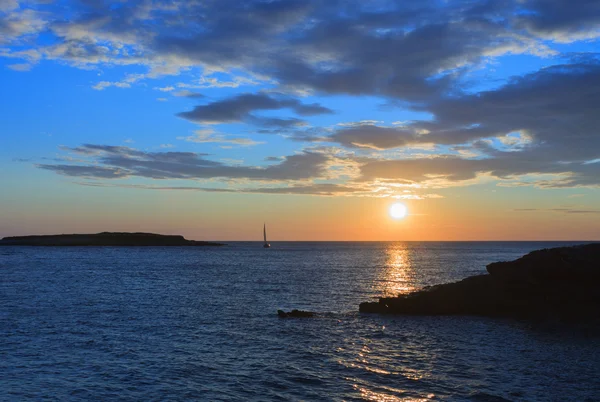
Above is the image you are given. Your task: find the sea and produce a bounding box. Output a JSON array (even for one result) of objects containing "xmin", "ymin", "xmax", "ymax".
[{"xmin": 2, "ymin": 241, "xmax": 599, "ymax": 401}]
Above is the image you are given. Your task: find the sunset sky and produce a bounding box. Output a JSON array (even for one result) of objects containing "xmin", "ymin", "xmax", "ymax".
[{"xmin": 1, "ymin": 0, "xmax": 599, "ymax": 240}]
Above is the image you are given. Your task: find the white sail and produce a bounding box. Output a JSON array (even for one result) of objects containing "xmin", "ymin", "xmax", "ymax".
[{"xmin": 263, "ymin": 223, "xmax": 270, "ymax": 247}]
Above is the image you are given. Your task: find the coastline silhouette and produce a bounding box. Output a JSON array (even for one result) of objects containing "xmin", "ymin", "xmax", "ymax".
[{"xmin": 0, "ymin": 232, "xmax": 224, "ymax": 247}]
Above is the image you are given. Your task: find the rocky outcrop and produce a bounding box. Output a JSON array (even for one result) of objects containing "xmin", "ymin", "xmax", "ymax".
[
  {"xmin": 0, "ymin": 232, "xmax": 224, "ymax": 247},
  {"xmin": 486, "ymin": 243, "xmax": 600, "ymax": 284},
  {"xmin": 360, "ymin": 243, "xmax": 600, "ymax": 320}
]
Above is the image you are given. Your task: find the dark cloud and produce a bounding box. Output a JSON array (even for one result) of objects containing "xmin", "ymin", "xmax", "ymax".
[
  {"xmin": 4, "ymin": 0, "xmax": 598, "ymax": 97},
  {"xmin": 326, "ymin": 59, "xmax": 600, "ymax": 153},
  {"xmin": 304, "ymin": 60, "xmax": 597, "ymax": 188},
  {"xmin": 415, "ymin": 60, "xmax": 600, "ymax": 161},
  {"xmin": 517, "ymin": 0, "xmax": 600, "ymax": 41},
  {"xmin": 0, "ymin": 0, "xmax": 555, "ymax": 96},
  {"xmin": 38, "ymin": 164, "xmax": 129, "ymax": 178},
  {"xmin": 330, "ymin": 125, "xmax": 415, "ymax": 149},
  {"xmin": 177, "ymin": 92, "xmax": 333, "ymax": 125},
  {"xmin": 39, "ymin": 144, "xmax": 331, "ymax": 181},
  {"xmin": 270, "ymin": 18, "xmax": 510, "ymax": 101},
  {"xmin": 145, "ymin": 1, "xmax": 545, "ymax": 102},
  {"xmin": 287, "ymin": 132, "xmax": 329, "ymax": 143},
  {"xmin": 250, "ymin": 117, "xmax": 308, "ymax": 129}
]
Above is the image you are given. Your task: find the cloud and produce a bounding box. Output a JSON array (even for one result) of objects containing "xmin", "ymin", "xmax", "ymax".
[
  {"xmin": 39, "ymin": 144, "xmax": 332, "ymax": 181},
  {"xmin": 38, "ymin": 164, "xmax": 129, "ymax": 179},
  {"xmin": 265, "ymin": 156, "xmax": 284, "ymax": 162},
  {"xmin": 514, "ymin": 208, "xmax": 600, "ymax": 214},
  {"xmin": 92, "ymin": 73, "xmax": 146, "ymax": 90},
  {"xmin": 71, "ymin": 181, "xmax": 363, "ymax": 196},
  {"xmin": 39, "ymin": 144, "xmax": 460, "ymax": 198},
  {"xmin": 177, "ymin": 92, "xmax": 333, "ymax": 125},
  {"xmin": 320, "ymin": 60, "xmax": 600, "ymax": 188},
  {"xmin": 0, "ymin": 0, "xmax": 567, "ymax": 99},
  {"xmin": 414, "ymin": 61, "xmax": 600, "ymax": 157},
  {"xmin": 395, "ymin": 193, "xmax": 444, "ymax": 200},
  {"xmin": 178, "ymin": 128, "xmax": 263, "ymax": 146},
  {"xmin": 358, "ymin": 154, "xmax": 600, "ymax": 189},
  {"xmin": 5, "ymin": 0, "xmax": 600, "ymax": 193},
  {"xmin": 7, "ymin": 62, "xmax": 31, "ymax": 71},
  {"xmin": 71, "ymin": 179, "xmax": 448, "ymax": 198},
  {"xmin": 286, "ymin": 129, "xmax": 331, "ymax": 143},
  {"xmin": 0, "ymin": 8, "xmax": 47, "ymax": 44},
  {"xmin": 251, "ymin": 117, "xmax": 308, "ymax": 129},
  {"xmin": 176, "ymin": 75, "xmax": 261, "ymax": 89},
  {"xmin": 516, "ymin": 0, "xmax": 600, "ymax": 42},
  {"xmin": 172, "ymin": 90, "xmax": 204, "ymax": 98},
  {"xmin": 330, "ymin": 125, "xmax": 416, "ymax": 150}
]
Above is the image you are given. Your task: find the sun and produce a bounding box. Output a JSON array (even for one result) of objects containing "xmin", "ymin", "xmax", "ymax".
[{"xmin": 389, "ymin": 202, "xmax": 407, "ymax": 219}]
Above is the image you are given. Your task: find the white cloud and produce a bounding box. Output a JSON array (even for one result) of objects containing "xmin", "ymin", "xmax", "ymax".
[{"xmin": 7, "ymin": 62, "xmax": 31, "ymax": 71}]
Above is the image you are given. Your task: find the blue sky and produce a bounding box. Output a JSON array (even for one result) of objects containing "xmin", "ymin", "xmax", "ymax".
[{"xmin": 1, "ymin": 0, "xmax": 599, "ymax": 239}]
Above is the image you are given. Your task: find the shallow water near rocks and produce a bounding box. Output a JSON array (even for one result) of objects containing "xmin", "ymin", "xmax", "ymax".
[{"xmin": 2, "ymin": 242, "xmax": 599, "ymax": 400}]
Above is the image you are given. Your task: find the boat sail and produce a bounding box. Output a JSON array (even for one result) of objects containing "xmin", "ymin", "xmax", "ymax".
[{"xmin": 263, "ymin": 223, "xmax": 271, "ymax": 248}]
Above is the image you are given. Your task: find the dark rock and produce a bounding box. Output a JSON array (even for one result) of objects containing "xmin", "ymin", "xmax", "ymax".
[
  {"xmin": 0, "ymin": 232, "xmax": 224, "ymax": 247},
  {"xmin": 486, "ymin": 243, "xmax": 600, "ymax": 284},
  {"xmin": 360, "ymin": 243, "xmax": 600, "ymax": 321},
  {"xmin": 277, "ymin": 309, "xmax": 315, "ymax": 318}
]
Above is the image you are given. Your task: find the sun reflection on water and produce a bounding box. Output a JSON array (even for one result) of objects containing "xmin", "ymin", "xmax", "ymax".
[
  {"xmin": 344, "ymin": 245, "xmax": 432, "ymax": 401},
  {"xmin": 353, "ymin": 384, "xmax": 435, "ymax": 401},
  {"xmin": 375, "ymin": 244, "xmax": 417, "ymax": 297}
]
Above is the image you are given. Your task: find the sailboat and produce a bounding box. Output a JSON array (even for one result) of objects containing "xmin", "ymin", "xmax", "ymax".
[{"xmin": 263, "ymin": 223, "xmax": 271, "ymax": 248}]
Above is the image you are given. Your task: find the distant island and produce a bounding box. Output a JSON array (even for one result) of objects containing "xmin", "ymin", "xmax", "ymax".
[
  {"xmin": 360, "ymin": 243, "xmax": 600, "ymax": 321},
  {"xmin": 0, "ymin": 232, "xmax": 224, "ymax": 247}
]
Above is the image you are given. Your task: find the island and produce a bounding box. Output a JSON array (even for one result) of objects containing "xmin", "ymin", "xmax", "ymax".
[
  {"xmin": 0, "ymin": 232, "xmax": 224, "ymax": 247},
  {"xmin": 360, "ymin": 243, "xmax": 600, "ymax": 321}
]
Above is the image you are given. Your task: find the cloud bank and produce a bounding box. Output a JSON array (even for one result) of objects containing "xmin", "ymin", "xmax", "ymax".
[{"xmin": 3, "ymin": 0, "xmax": 599, "ymax": 195}]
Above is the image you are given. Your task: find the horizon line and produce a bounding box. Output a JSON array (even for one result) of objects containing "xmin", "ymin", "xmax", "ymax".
[{"xmin": 203, "ymin": 239, "xmax": 600, "ymax": 242}]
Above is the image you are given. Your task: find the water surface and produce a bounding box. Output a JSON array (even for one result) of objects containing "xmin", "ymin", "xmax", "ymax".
[{"xmin": 2, "ymin": 242, "xmax": 599, "ymax": 400}]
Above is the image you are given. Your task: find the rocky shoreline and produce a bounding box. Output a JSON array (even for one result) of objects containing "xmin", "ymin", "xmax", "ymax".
[
  {"xmin": 0, "ymin": 232, "xmax": 224, "ymax": 247},
  {"xmin": 360, "ymin": 243, "xmax": 600, "ymax": 320}
]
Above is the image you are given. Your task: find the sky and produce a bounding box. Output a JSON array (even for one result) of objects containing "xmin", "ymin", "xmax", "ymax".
[{"xmin": 1, "ymin": 0, "xmax": 600, "ymax": 241}]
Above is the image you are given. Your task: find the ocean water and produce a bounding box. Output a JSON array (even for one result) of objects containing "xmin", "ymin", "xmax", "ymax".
[{"xmin": 2, "ymin": 241, "xmax": 599, "ymax": 401}]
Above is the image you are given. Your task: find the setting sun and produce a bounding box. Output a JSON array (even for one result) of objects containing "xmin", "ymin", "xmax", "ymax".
[{"xmin": 389, "ymin": 203, "xmax": 408, "ymax": 219}]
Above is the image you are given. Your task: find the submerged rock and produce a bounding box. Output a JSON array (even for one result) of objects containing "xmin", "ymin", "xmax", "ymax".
[
  {"xmin": 277, "ymin": 309, "xmax": 315, "ymax": 318},
  {"xmin": 360, "ymin": 243, "xmax": 600, "ymax": 320}
]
